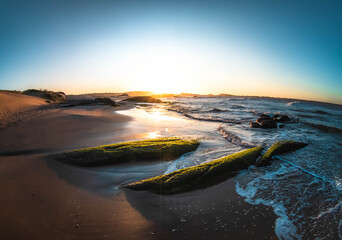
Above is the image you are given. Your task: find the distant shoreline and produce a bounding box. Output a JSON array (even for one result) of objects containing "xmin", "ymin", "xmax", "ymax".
[{"xmin": 1, "ymin": 89, "xmax": 341, "ymax": 106}]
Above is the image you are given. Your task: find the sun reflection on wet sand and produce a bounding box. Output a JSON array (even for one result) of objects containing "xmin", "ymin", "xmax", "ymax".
[
  {"xmin": 116, "ymin": 107, "xmax": 185, "ymax": 140},
  {"xmin": 115, "ymin": 107, "xmax": 218, "ymax": 142},
  {"xmin": 145, "ymin": 108, "xmax": 179, "ymax": 122},
  {"xmin": 146, "ymin": 131, "xmax": 162, "ymax": 139}
]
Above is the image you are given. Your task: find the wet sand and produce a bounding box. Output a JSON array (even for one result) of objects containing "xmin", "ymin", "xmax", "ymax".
[{"xmin": 0, "ymin": 96, "xmax": 278, "ymax": 240}]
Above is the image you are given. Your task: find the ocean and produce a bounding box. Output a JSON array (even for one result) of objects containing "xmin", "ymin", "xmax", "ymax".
[{"xmin": 142, "ymin": 96, "xmax": 342, "ymax": 239}]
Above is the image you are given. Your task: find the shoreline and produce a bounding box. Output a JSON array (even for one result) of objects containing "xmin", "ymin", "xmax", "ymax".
[{"xmin": 0, "ymin": 95, "xmax": 278, "ymax": 240}]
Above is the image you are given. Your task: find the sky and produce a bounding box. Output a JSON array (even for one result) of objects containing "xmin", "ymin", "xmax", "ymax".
[{"xmin": 0, "ymin": 0, "xmax": 341, "ymax": 104}]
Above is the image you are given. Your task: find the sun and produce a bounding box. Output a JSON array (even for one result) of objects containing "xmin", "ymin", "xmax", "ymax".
[
  {"xmin": 138, "ymin": 69, "xmax": 186, "ymax": 94},
  {"xmin": 121, "ymin": 40, "xmax": 203, "ymax": 94},
  {"xmin": 134, "ymin": 47, "xmax": 190, "ymax": 94}
]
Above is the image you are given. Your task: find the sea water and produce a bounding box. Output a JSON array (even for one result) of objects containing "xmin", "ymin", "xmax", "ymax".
[{"xmin": 149, "ymin": 96, "xmax": 342, "ymax": 239}]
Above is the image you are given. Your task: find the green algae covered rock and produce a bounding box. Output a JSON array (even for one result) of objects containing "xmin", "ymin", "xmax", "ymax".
[
  {"xmin": 257, "ymin": 140, "xmax": 308, "ymax": 167},
  {"xmin": 54, "ymin": 137, "xmax": 200, "ymax": 166},
  {"xmin": 124, "ymin": 146, "xmax": 263, "ymax": 194}
]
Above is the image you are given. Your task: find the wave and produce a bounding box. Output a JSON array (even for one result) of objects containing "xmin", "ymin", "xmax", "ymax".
[
  {"xmin": 164, "ymin": 97, "xmax": 342, "ymax": 239},
  {"xmin": 235, "ymin": 166, "xmax": 303, "ymax": 240},
  {"xmin": 291, "ymin": 108, "xmax": 333, "ymax": 116},
  {"xmin": 274, "ymin": 156, "xmax": 331, "ymax": 183},
  {"xmin": 175, "ymin": 106, "xmax": 230, "ymax": 113},
  {"xmin": 297, "ymin": 114, "xmax": 324, "ymax": 120},
  {"xmin": 210, "ymin": 108, "xmax": 230, "ymax": 113},
  {"xmin": 166, "ymin": 107, "xmax": 242, "ymax": 123},
  {"xmin": 166, "ymin": 106, "xmax": 188, "ymax": 114},
  {"xmin": 191, "ymin": 108, "xmax": 230, "ymax": 113},
  {"xmin": 312, "ymin": 110, "xmax": 332, "ymax": 115},
  {"xmin": 218, "ymin": 125, "xmax": 255, "ymax": 147},
  {"xmin": 182, "ymin": 113, "xmax": 242, "ymax": 124},
  {"xmin": 303, "ymin": 122, "xmax": 342, "ymax": 134},
  {"xmin": 235, "ymin": 160, "xmax": 342, "ymax": 240},
  {"xmin": 274, "ymin": 156, "xmax": 342, "ymax": 238},
  {"xmin": 315, "ymin": 201, "xmax": 342, "ymax": 219},
  {"xmin": 231, "ymin": 105, "xmax": 245, "ymax": 109},
  {"xmin": 250, "ymin": 110, "xmax": 270, "ymax": 116},
  {"xmin": 227, "ymin": 97, "xmax": 247, "ymax": 101},
  {"xmin": 287, "ymin": 101, "xmax": 300, "ymax": 106}
]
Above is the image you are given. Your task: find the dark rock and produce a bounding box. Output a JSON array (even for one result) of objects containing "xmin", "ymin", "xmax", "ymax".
[
  {"xmin": 76, "ymin": 100, "xmax": 96, "ymax": 105},
  {"xmin": 250, "ymin": 122, "xmax": 261, "ymax": 128},
  {"xmin": 60, "ymin": 98, "xmax": 118, "ymax": 107},
  {"xmin": 59, "ymin": 99, "xmax": 96, "ymax": 107},
  {"xmin": 123, "ymin": 96, "xmax": 162, "ymax": 103},
  {"xmin": 95, "ymin": 97, "xmax": 118, "ymax": 107},
  {"xmin": 260, "ymin": 119, "xmax": 277, "ymax": 128},
  {"xmin": 260, "ymin": 113, "xmax": 271, "ymax": 118},
  {"xmin": 278, "ymin": 115, "xmax": 291, "ymax": 122},
  {"xmin": 137, "ymin": 103, "xmax": 151, "ymax": 107},
  {"xmin": 256, "ymin": 114, "xmax": 272, "ymax": 124},
  {"xmin": 279, "ymin": 124, "xmax": 285, "ymax": 128},
  {"xmin": 272, "ymin": 114, "xmax": 291, "ymax": 123}
]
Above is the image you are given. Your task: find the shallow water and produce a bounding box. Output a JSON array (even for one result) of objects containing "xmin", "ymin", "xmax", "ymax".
[{"xmin": 128, "ymin": 97, "xmax": 342, "ymax": 239}]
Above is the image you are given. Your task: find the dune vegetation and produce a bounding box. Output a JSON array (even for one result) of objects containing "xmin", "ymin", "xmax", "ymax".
[
  {"xmin": 53, "ymin": 137, "xmax": 200, "ymax": 166},
  {"xmin": 23, "ymin": 89, "xmax": 66, "ymax": 102}
]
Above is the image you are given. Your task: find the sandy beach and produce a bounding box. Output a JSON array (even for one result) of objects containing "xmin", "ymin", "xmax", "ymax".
[
  {"xmin": 0, "ymin": 92, "xmax": 278, "ymax": 240},
  {"xmin": 2, "ymin": 0, "xmax": 341, "ymax": 238}
]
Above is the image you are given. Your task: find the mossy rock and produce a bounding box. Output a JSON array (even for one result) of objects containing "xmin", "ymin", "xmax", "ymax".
[
  {"xmin": 257, "ymin": 140, "xmax": 308, "ymax": 167},
  {"xmin": 53, "ymin": 137, "xmax": 200, "ymax": 166},
  {"xmin": 123, "ymin": 146, "xmax": 263, "ymax": 194}
]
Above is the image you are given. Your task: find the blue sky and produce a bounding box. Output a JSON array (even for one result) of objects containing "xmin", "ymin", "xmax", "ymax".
[{"xmin": 1, "ymin": 0, "xmax": 341, "ymax": 103}]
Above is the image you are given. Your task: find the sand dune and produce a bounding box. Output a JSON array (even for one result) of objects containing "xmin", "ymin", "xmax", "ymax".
[
  {"xmin": 0, "ymin": 91, "xmax": 48, "ymax": 129},
  {"xmin": 0, "ymin": 91, "xmax": 47, "ymax": 113}
]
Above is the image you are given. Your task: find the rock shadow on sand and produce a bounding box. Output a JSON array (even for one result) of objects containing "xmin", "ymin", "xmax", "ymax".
[
  {"xmin": 45, "ymin": 156, "xmax": 170, "ymax": 198},
  {"xmin": 123, "ymin": 179, "xmax": 278, "ymax": 240}
]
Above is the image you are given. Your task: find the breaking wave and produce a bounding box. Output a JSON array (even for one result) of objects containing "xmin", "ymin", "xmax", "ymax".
[
  {"xmin": 160, "ymin": 96, "xmax": 342, "ymax": 239},
  {"xmin": 218, "ymin": 125, "xmax": 255, "ymax": 147}
]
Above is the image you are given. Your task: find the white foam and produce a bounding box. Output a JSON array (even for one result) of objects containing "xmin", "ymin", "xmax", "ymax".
[
  {"xmin": 339, "ymin": 219, "xmax": 342, "ymax": 240},
  {"xmin": 164, "ymin": 153, "xmax": 191, "ymax": 174},
  {"xmin": 287, "ymin": 101, "xmax": 300, "ymax": 106},
  {"xmin": 315, "ymin": 201, "xmax": 342, "ymax": 219},
  {"xmin": 235, "ymin": 166, "xmax": 302, "ymax": 240}
]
